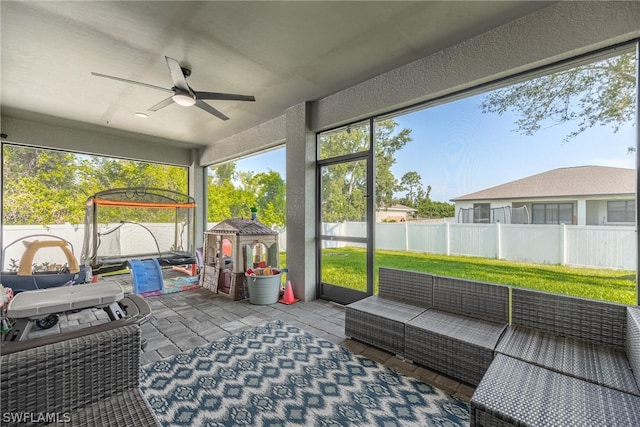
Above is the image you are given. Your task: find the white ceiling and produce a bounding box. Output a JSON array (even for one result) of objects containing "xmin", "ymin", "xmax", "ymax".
[{"xmin": 1, "ymin": 1, "xmax": 553, "ymax": 150}]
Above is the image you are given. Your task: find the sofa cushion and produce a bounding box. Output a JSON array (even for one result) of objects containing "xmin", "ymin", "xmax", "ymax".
[
  {"xmin": 408, "ymin": 309, "xmax": 507, "ymax": 352},
  {"xmin": 378, "ymin": 267, "xmax": 433, "ymax": 307},
  {"xmin": 405, "ymin": 309, "xmax": 507, "ymax": 385},
  {"xmin": 471, "ymin": 354, "xmax": 640, "ymax": 427},
  {"xmin": 432, "ymin": 276, "xmax": 509, "ymax": 324},
  {"xmin": 511, "ymin": 287, "xmax": 627, "ymax": 349},
  {"xmin": 345, "ymin": 295, "xmax": 428, "ymax": 355},
  {"xmin": 496, "ymin": 325, "xmax": 639, "ymax": 396}
]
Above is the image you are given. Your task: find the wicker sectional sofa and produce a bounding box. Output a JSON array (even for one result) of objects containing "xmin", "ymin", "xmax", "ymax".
[
  {"xmin": 1, "ymin": 320, "xmax": 159, "ymax": 427},
  {"xmin": 345, "ymin": 267, "xmax": 640, "ymax": 425},
  {"xmin": 346, "ymin": 268, "xmax": 509, "ymax": 385},
  {"xmin": 471, "ymin": 288, "xmax": 640, "ymax": 426}
]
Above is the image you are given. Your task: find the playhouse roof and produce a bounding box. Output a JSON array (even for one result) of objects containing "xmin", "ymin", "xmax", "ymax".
[{"xmin": 206, "ymin": 218, "xmax": 277, "ymax": 235}]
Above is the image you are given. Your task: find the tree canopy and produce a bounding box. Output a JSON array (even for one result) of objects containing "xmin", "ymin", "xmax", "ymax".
[
  {"xmin": 207, "ymin": 162, "xmax": 286, "ymax": 227},
  {"xmin": 318, "ymin": 119, "xmax": 454, "ymax": 222},
  {"xmin": 481, "ymin": 51, "xmax": 636, "ymax": 145},
  {"xmin": 3, "ymin": 117, "xmax": 458, "ymax": 228},
  {"xmin": 2, "ymin": 145, "xmax": 188, "ymax": 225}
]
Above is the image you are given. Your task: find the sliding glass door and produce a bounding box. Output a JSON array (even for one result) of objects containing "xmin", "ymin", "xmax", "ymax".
[{"xmin": 317, "ymin": 121, "xmax": 373, "ymax": 304}]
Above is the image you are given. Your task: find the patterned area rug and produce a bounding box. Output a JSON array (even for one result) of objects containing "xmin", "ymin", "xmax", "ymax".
[{"xmin": 140, "ymin": 321, "xmax": 469, "ymax": 426}]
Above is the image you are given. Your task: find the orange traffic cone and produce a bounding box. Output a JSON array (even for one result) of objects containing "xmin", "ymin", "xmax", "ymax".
[{"xmin": 279, "ymin": 280, "xmax": 299, "ymax": 305}]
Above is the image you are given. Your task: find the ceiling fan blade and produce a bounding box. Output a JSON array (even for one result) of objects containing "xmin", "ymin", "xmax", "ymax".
[
  {"xmin": 148, "ymin": 96, "xmax": 175, "ymax": 112},
  {"xmin": 91, "ymin": 72, "xmax": 173, "ymax": 93},
  {"xmin": 165, "ymin": 56, "xmax": 190, "ymax": 92},
  {"xmin": 195, "ymin": 100, "xmax": 229, "ymax": 121},
  {"xmin": 196, "ymin": 91, "xmax": 256, "ymax": 102}
]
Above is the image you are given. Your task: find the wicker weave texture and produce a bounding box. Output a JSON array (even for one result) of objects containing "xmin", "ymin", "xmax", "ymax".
[
  {"xmin": 628, "ymin": 307, "xmax": 640, "ymax": 386},
  {"xmin": 496, "ymin": 325, "xmax": 639, "ymax": 396},
  {"xmin": 378, "ymin": 267, "xmax": 433, "ymax": 307},
  {"xmin": 51, "ymin": 389, "xmax": 160, "ymax": 427},
  {"xmin": 345, "ymin": 296, "xmax": 427, "ymax": 355},
  {"xmin": 433, "ymin": 276, "xmax": 509, "ymax": 324},
  {"xmin": 471, "ymin": 354, "xmax": 640, "ymax": 427},
  {"xmin": 511, "ymin": 287, "xmax": 627, "ymax": 349},
  {"xmin": 406, "ymin": 310, "xmax": 507, "ymax": 385},
  {"xmin": 0, "ymin": 324, "xmax": 151, "ymax": 427}
]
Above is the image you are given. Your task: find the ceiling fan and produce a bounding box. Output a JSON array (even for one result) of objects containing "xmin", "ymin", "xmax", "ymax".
[{"xmin": 92, "ymin": 56, "xmax": 255, "ymax": 121}]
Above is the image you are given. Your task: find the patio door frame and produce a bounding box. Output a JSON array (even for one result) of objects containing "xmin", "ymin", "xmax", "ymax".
[{"xmin": 316, "ymin": 119, "xmax": 375, "ymax": 304}]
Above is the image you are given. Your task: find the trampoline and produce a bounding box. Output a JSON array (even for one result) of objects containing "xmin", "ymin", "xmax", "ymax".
[{"xmin": 81, "ymin": 188, "xmax": 196, "ymax": 274}]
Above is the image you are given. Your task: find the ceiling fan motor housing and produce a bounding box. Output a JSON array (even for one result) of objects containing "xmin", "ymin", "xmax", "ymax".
[{"xmin": 172, "ymin": 90, "xmax": 196, "ymax": 107}]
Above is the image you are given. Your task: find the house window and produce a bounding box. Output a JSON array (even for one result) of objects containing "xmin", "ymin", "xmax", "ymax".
[
  {"xmin": 607, "ymin": 201, "xmax": 635, "ymax": 223},
  {"xmin": 473, "ymin": 204, "xmax": 490, "ymax": 223},
  {"xmin": 532, "ymin": 203, "xmax": 573, "ymax": 224}
]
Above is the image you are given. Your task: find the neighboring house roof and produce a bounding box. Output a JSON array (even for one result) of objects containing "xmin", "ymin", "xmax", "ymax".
[
  {"xmin": 377, "ymin": 204, "xmax": 417, "ymax": 213},
  {"xmin": 452, "ymin": 166, "xmax": 635, "ymax": 202}
]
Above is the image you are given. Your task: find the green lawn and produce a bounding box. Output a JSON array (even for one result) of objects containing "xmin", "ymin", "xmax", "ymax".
[{"xmin": 301, "ymin": 247, "xmax": 637, "ymax": 305}]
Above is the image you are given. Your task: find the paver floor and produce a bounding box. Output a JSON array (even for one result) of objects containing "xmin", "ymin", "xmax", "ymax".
[{"xmin": 22, "ymin": 275, "xmax": 475, "ymax": 402}]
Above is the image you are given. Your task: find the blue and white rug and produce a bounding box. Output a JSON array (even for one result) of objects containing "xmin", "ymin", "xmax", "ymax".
[{"xmin": 140, "ymin": 321, "xmax": 469, "ymax": 426}]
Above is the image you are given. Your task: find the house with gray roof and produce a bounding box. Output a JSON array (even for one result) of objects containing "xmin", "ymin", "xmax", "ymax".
[{"xmin": 451, "ymin": 166, "xmax": 635, "ymax": 226}]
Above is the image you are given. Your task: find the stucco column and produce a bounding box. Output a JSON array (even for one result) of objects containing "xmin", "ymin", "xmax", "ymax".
[
  {"xmin": 189, "ymin": 148, "xmax": 206, "ymax": 249},
  {"xmin": 285, "ymin": 102, "xmax": 316, "ymax": 301}
]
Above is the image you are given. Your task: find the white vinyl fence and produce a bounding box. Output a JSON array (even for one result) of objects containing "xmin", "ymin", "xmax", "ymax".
[
  {"xmin": 2, "ymin": 222, "xmax": 636, "ymax": 271},
  {"xmin": 332, "ymin": 222, "xmax": 637, "ymax": 271},
  {"xmin": 1, "ymin": 223, "xmax": 286, "ymax": 271}
]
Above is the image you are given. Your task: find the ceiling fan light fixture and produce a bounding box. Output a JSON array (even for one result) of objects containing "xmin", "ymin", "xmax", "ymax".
[{"xmin": 172, "ymin": 92, "xmax": 196, "ymax": 107}]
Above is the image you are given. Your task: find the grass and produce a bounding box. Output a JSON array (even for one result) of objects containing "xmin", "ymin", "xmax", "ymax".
[{"xmin": 311, "ymin": 247, "xmax": 637, "ymax": 305}]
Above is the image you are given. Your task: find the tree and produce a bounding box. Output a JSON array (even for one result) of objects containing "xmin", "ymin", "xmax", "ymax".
[
  {"xmin": 417, "ymin": 198, "xmax": 454, "ymax": 219},
  {"xmin": 318, "ymin": 119, "xmax": 412, "ymax": 222},
  {"xmin": 398, "ymin": 171, "xmax": 422, "ymax": 206},
  {"xmin": 207, "ymin": 163, "xmax": 287, "ymax": 227},
  {"xmin": 243, "ymin": 171, "xmax": 286, "ymax": 226},
  {"xmin": 3, "ymin": 146, "xmax": 84, "ymax": 224},
  {"xmin": 375, "ymin": 121, "xmax": 413, "ymax": 209},
  {"xmin": 480, "ymin": 51, "xmax": 636, "ymax": 145},
  {"xmin": 2, "ymin": 145, "xmax": 189, "ymax": 225}
]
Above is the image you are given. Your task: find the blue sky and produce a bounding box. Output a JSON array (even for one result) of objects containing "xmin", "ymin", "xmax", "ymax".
[
  {"xmin": 233, "ymin": 92, "xmax": 635, "ymax": 203},
  {"xmin": 391, "ymin": 93, "xmax": 635, "ymax": 202}
]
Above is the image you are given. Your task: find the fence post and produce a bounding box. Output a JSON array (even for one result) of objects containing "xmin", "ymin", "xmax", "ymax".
[
  {"xmin": 496, "ymin": 222, "xmax": 502, "ymax": 259},
  {"xmin": 445, "ymin": 222, "xmax": 451, "ymax": 255},
  {"xmin": 560, "ymin": 223, "xmax": 567, "ymax": 266},
  {"xmin": 405, "ymin": 220, "xmax": 409, "ymax": 251}
]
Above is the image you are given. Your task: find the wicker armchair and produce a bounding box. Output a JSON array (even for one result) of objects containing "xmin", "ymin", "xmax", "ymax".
[{"xmin": 1, "ymin": 321, "xmax": 159, "ymax": 427}]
